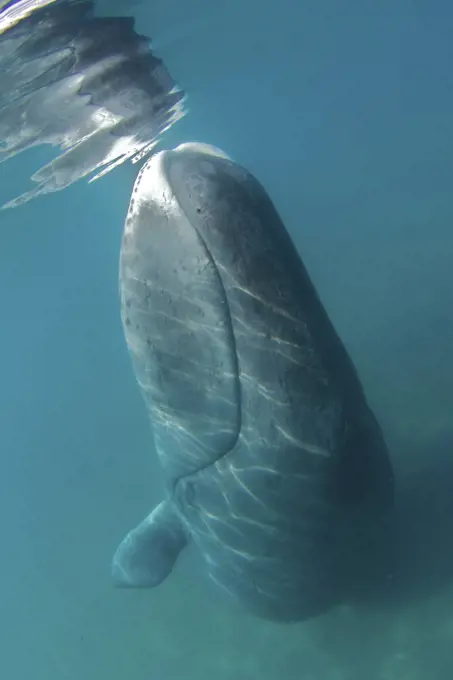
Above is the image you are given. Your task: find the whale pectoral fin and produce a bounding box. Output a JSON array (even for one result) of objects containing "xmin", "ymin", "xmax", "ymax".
[{"xmin": 111, "ymin": 499, "xmax": 188, "ymax": 588}]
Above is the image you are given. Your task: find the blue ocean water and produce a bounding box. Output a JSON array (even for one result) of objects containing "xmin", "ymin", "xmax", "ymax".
[{"xmin": 1, "ymin": 1, "xmax": 453, "ymax": 678}]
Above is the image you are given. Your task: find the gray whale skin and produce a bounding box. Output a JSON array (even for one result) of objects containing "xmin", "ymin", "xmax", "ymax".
[{"xmin": 112, "ymin": 142, "xmax": 394, "ymax": 622}]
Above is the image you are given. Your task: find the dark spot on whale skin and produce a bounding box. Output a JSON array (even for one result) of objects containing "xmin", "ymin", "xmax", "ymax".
[{"xmin": 125, "ymin": 317, "xmax": 131, "ymax": 327}]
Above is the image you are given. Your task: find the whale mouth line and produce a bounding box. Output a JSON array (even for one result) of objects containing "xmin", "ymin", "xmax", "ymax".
[{"xmin": 170, "ymin": 190, "xmax": 242, "ymax": 486}]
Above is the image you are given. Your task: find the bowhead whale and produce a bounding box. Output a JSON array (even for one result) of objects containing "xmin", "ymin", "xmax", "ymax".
[{"xmin": 112, "ymin": 142, "xmax": 394, "ymax": 622}]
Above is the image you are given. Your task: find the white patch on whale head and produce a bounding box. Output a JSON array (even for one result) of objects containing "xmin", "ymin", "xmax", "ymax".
[{"xmin": 174, "ymin": 142, "xmax": 231, "ymax": 161}]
